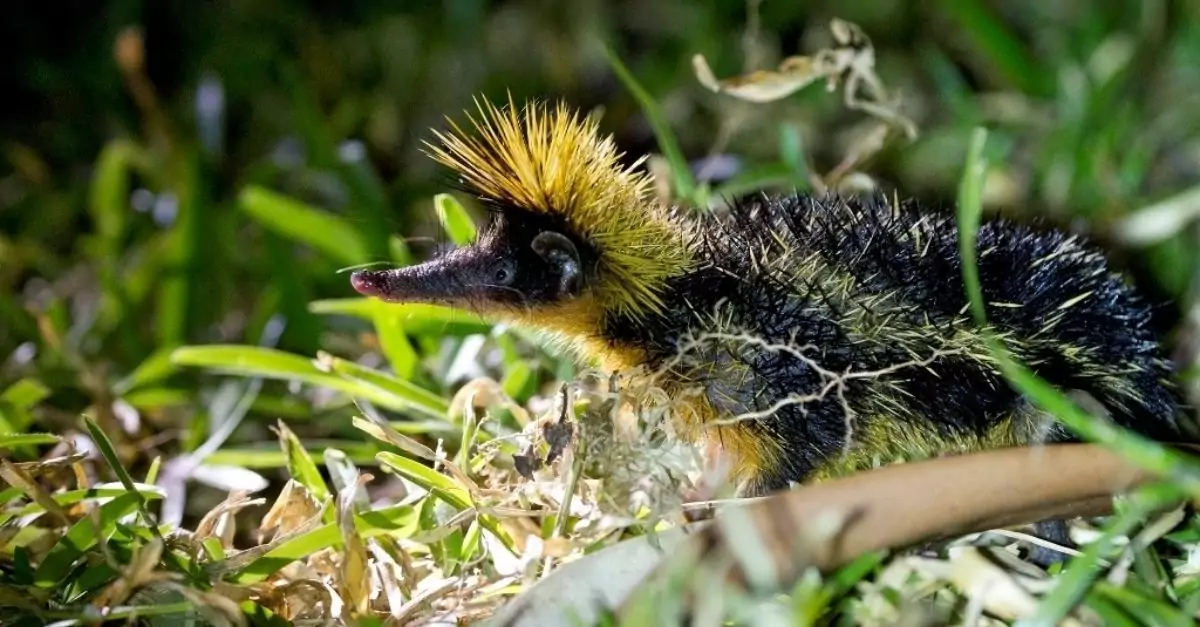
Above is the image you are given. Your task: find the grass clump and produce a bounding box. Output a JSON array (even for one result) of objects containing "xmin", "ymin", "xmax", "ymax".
[{"xmin": 1, "ymin": 361, "xmax": 705, "ymax": 624}]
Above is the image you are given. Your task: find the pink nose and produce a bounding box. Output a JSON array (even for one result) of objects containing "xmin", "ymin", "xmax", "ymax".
[{"xmin": 350, "ymin": 271, "xmax": 382, "ymax": 296}]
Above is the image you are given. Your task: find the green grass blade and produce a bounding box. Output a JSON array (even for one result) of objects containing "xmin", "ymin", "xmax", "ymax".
[
  {"xmin": 824, "ymin": 551, "xmax": 885, "ymax": 601},
  {"xmin": 61, "ymin": 560, "xmax": 120, "ymax": 603},
  {"xmin": 1093, "ymin": 582, "xmax": 1195, "ymax": 627},
  {"xmin": 275, "ymin": 420, "xmax": 331, "ymax": 504},
  {"xmin": 778, "ymin": 124, "xmax": 812, "ymax": 190},
  {"xmin": 0, "ymin": 486, "xmax": 22, "ymax": 507},
  {"xmin": 957, "ymin": 126, "xmax": 990, "ymax": 326},
  {"xmin": 371, "ymin": 306, "xmax": 419, "ymax": 380},
  {"xmin": 33, "ymin": 491, "xmax": 143, "ymax": 587},
  {"xmin": 307, "ymin": 297, "xmax": 386, "ymax": 320},
  {"xmin": 1082, "ymin": 591, "xmax": 1142, "ymax": 627},
  {"xmin": 376, "ymin": 451, "xmax": 471, "ymax": 510},
  {"xmin": 711, "ymin": 163, "xmax": 803, "ymax": 200},
  {"xmin": 87, "ymin": 140, "xmax": 146, "ymax": 342},
  {"xmin": 389, "ymin": 234, "xmax": 414, "ymax": 266},
  {"xmin": 457, "ymin": 519, "xmax": 483, "ymax": 572},
  {"xmin": 226, "ymin": 503, "xmax": 418, "ymax": 584},
  {"xmin": 88, "ymin": 140, "xmax": 144, "ymax": 247},
  {"xmin": 352, "ymin": 416, "xmax": 437, "ymax": 461},
  {"xmin": 171, "ymin": 344, "xmax": 323, "ymax": 378},
  {"xmin": 0, "ymin": 433, "xmax": 61, "ymax": 448},
  {"xmin": 309, "ymin": 299, "xmax": 491, "ymax": 335},
  {"xmin": 82, "ymin": 416, "xmax": 192, "ymax": 580},
  {"xmin": 144, "ymin": 455, "xmax": 161, "ymax": 484},
  {"xmin": 1, "ymin": 378, "xmax": 51, "ymax": 410},
  {"xmin": 954, "ymin": 120, "xmax": 1200, "ymax": 515},
  {"xmin": 171, "ymin": 345, "xmax": 445, "ymax": 418},
  {"xmin": 83, "ymin": 417, "xmax": 143, "ymax": 502},
  {"xmin": 203, "ymin": 445, "xmax": 378, "ymax": 469},
  {"xmin": 434, "ymin": 193, "xmax": 477, "ymax": 246},
  {"xmin": 992, "ymin": 347, "xmax": 1200, "ymax": 495},
  {"xmin": 501, "ymin": 361, "xmax": 534, "ymax": 401},
  {"xmin": 237, "ymin": 185, "xmax": 370, "ymax": 266},
  {"xmin": 122, "ymin": 387, "xmax": 191, "ymax": 409},
  {"xmin": 321, "ymin": 353, "xmax": 449, "ymax": 419},
  {"xmin": 45, "ymin": 602, "xmax": 196, "ymax": 623},
  {"xmin": 603, "ymin": 45, "xmax": 696, "ymax": 203},
  {"xmin": 0, "ymin": 378, "xmax": 51, "ymax": 438},
  {"xmin": 1017, "ymin": 484, "xmax": 1185, "ymax": 627},
  {"xmin": 0, "ymin": 485, "xmax": 164, "ymax": 526},
  {"xmin": 113, "ymin": 347, "xmax": 181, "ymax": 396},
  {"xmin": 377, "ymin": 451, "xmax": 516, "ymax": 550},
  {"xmin": 935, "ymin": 0, "xmax": 1055, "ymax": 98},
  {"xmin": 156, "ymin": 149, "xmax": 203, "ymax": 347}
]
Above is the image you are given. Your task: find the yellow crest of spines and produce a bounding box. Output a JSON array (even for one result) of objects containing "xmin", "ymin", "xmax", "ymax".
[{"xmin": 424, "ymin": 96, "xmax": 694, "ymax": 317}]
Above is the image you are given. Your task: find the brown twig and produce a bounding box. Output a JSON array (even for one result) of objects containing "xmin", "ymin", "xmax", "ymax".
[{"xmin": 618, "ymin": 442, "xmax": 1197, "ymax": 613}]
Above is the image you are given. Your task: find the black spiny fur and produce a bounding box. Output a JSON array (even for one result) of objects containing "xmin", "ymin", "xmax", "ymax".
[{"xmin": 603, "ymin": 192, "xmax": 1189, "ymax": 494}]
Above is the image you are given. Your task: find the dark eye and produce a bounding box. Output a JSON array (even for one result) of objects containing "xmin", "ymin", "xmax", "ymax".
[{"xmin": 494, "ymin": 265, "xmax": 515, "ymax": 285}]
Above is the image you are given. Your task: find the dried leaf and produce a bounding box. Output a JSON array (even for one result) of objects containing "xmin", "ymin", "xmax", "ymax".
[
  {"xmin": 693, "ymin": 54, "xmax": 828, "ymax": 103},
  {"xmin": 352, "ymin": 415, "xmax": 437, "ymax": 461},
  {"xmin": 156, "ymin": 581, "xmax": 249, "ymax": 627},
  {"xmin": 942, "ymin": 548, "xmax": 1054, "ymax": 623},
  {"xmin": 513, "ymin": 447, "xmax": 542, "ymax": 480},
  {"xmin": 542, "ymin": 417, "xmax": 575, "ymax": 466},
  {"xmin": 393, "ymin": 577, "xmax": 460, "ymax": 623},
  {"xmin": 488, "ymin": 525, "xmax": 696, "ymax": 627},
  {"xmin": 259, "ymin": 479, "xmax": 323, "ymax": 539},
  {"xmin": 194, "ymin": 491, "xmax": 266, "ymax": 548},
  {"xmin": 337, "ymin": 473, "xmax": 373, "ymax": 617},
  {"xmin": 369, "ymin": 542, "xmax": 409, "ymax": 617},
  {"xmin": 449, "ymin": 377, "xmax": 531, "ymax": 426},
  {"xmin": 692, "ymin": 18, "xmax": 917, "ymax": 139},
  {"xmin": 0, "ymin": 459, "xmax": 71, "ymax": 526},
  {"xmin": 94, "ymin": 536, "xmax": 164, "ymax": 607}
]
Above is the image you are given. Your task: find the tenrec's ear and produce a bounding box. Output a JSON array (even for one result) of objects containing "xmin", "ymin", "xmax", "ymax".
[{"xmin": 531, "ymin": 231, "xmax": 582, "ymax": 298}]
